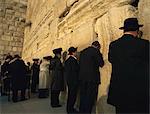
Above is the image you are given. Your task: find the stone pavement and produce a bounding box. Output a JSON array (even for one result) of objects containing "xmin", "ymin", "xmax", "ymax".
[{"xmin": 0, "ymin": 94, "xmax": 66, "ymax": 114}]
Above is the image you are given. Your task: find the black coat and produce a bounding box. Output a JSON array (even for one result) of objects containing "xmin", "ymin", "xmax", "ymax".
[
  {"xmin": 107, "ymin": 34, "xmax": 149, "ymax": 107},
  {"xmin": 9, "ymin": 59, "xmax": 27, "ymax": 90},
  {"xmin": 1, "ymin": 61, "xmax": 10, "ymax": 77},
  {"xmin": 64, "ymin": 56, "xmax": 79, "ymax": 85},
  {"xmin": 79, "ymin": 46, "xmax": 104, "ymax": 84},
  {"xmin": 31, "ymin": 63, "xmax": 40, "ymax": 84},
  {"xmin": 50, "ymin": 56, "xmax": 64, "ymax": 91}
]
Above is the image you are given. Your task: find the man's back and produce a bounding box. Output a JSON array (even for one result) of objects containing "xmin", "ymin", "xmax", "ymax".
[
  {"xmin": 108, "ymin": 34, "xmax": 149, "ymax": 106},
  {"xmin": 64, "ymin": 56, "xmax": 79, "ymax": 85},
  {"xmin": 79, "ymin": 46, "xmax": 104, "ymax": 84}
]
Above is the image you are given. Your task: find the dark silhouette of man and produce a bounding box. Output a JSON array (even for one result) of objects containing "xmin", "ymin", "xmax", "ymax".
[
  {"xmin": 31, "ymin": 59, "xmax": 40, "ymax": 93},
  {"xmin": 9, "ymin": 55, "xmax": 27, "ymax": 102},
  {"xmin": 107, "ymin": 18, "xmax": 149, "ymax": 114},
  {"xmin": 79, "ymin": 41, "xmax": 104, "ymax": 114},
  {"xmin": 50, "ymin": 48, "xmax": 64, "ymax": 108},
  {"xmin": 64, "ymin": 47, "xmax": 79, "ymax": 114}
]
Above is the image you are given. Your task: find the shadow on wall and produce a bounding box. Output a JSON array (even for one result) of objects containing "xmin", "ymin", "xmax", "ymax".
[{"xmin": 96, "ymin": 95, "xmax": 115, "ymax": 114}]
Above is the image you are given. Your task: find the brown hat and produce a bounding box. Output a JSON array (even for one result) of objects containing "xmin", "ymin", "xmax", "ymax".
[
  {"xmin": 119, "ymin": 18, "xmax": 143, "ymax": 31},
  {"xmin": 53, "ymin": 48, "xmax": 62, "ymax": 54}
]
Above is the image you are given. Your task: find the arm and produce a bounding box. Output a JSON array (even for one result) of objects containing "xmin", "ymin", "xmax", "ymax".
[
  {"xmin": 108, "ymin": 43, "xmax": 113, "ymax": 63},
  {"xmin": 94, "ymin": 49, "xmax": 104, "ymax": 67}
]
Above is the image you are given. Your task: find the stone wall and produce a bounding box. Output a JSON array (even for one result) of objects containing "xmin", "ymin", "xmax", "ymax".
[
  {"xmin": 22, "ymin": 0, "xmax": 149, "ymax": 113},
  {"xmin": 0, "ymin": 0, "xmax": 27, "ymax": 60}
]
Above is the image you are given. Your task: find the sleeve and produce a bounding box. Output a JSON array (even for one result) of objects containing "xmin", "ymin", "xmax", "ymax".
[
  {"xmin": 50, "ymin": 59, "xmax": 56, "ymax": 70},
  {"xmin": 94, "ymin": 49, "xmax": 104, "ymax": 67},
  {"xmin": 108, "ymin": 43, "xmax": 113, "ymax": 63}
]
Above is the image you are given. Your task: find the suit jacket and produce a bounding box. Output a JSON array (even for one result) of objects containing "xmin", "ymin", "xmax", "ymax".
[
  {"xmin": 50, "ymin": 56, "xmax": 64, "ymax": 91},
  {"xmin": 79, "ymin": 46, "xmax": 104, "ymax": 84},
  {"xmin": 107, "ymin": 34, "xmax": 149, "ymax": 107},
  {"xmin": 64, "ymin": 56, "xmax": 79, "ymax": 85}
]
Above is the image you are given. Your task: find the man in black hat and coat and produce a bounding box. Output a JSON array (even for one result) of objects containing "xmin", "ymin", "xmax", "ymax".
[
  {"xmin": 79, "ymin": 41, "xmax": 104, "ymax": 114},
  {"xmin": 1, "ymin": 55, "xmax": 12, "ymax": 95},
  {"xmin": 9, "ymin": 55, "xmax": 27, "ymax": 102},
  {"xmin": 50, "ymin": 48, "xmax": 64, "ymax": 107},
  {"xmin": 31, "ymin": 58, "xmax": 40, "ymax": 93},
  {"xmin": 107, "ymin": 18, "xmax": 149, "ymax": 113},
  {"xmin": 64, "ymin": 47, "xmax": 79, "ymax": 114}
]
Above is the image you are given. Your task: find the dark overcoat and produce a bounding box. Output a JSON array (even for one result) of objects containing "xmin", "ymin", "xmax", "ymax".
[
  {"xmin": 9, "ymin": 59, "xmax": 27, "ymax": 90},
  {"xmin": 31, "ymin": 63, "xmax": 40, "ymax": 84},
  {"xmin": 79, "ymin": 46, "xmax": 104, "ymax": 84},
  {"xmin": 50, "ymin": 56, "xmax": 64, "ymax": 91},
  {"xmin": 64, "ymin": 56, "xmax": 79, "ymax": 86},
  {"xmin": 107, "ymin": 34, "xmax": 149, "ymax": 107}
]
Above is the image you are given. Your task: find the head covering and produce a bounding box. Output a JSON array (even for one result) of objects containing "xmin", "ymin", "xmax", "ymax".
[
  {"xmin": 53, "ymin": 48, "xmax": 62, "ymax": 54},
  {"xmin": 68, "ymin": 47, "xmax": 77, "ymax": 53},
  {"xmin": 43, "ymin": 56, "xmax": 52, "ymax": 60},
  {"xmin": 5, "ymin": 55, "xmax": 13, "ymax": 60},
  {"xmin": 33, "ymin": 58, "xmax": 39, "ymax": 61},
  {"xmin": 119, "ymin": 18, "xmax": 143, "ymax": 31},
  {"xmin": 14, "ymin": 54, "xmax": 21, "ymax": 58},
  {"xmin": 92, "ymin": 41, "xmax": 100, "ymax": 48}
]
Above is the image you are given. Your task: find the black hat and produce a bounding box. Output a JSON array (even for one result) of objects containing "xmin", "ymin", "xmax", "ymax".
[
  {"xmin": 53, "ymin": 48, "xmax": 62, "ymax": 54},
  {"xmin": 33, "ymin": 58, "xmax": 39, "ymax": 61},
  {"xmin": 68, "ymin": 47, "xmax": 77, "ymax": 53},
  {"xmin": 43, "ymin": 56, "xmax": 52, "ymax": 60},
  {"xmin": 5, "ymin": 55, "xmax": 13, "ymax": 60},
  {"xmin": 92, "ymin": 41, "xmax": 100, "ymax": 47},
  {"xmin": 119, "ymin": 18, "xmax": 143, "ymax": 31},
  {"xmin": 14, "ymin": 54, "xmax": 21, "ymax": 58}
]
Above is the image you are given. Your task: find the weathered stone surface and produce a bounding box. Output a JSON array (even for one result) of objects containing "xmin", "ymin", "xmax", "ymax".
[
  {"xmin": 0, "ymin": 0, "xmax": 27, "ymax": 60},
  {"xmin": 138, "ymin": 0, "xmax": 150, "ymax": 40},
  {"xmin": 9, "ymin": 25, "xmax": 17, "ymax": 31}
]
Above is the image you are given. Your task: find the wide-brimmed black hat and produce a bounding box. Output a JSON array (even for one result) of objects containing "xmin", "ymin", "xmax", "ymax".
[
  {"xmin": 33, "ymin": 58, "xmax": 39, "ymax": 61},
  {"xmin": 53, "ymin": 48, "xmax": 62, "ymax": 54},
  {"xmin": 119, "ymin": 18, "xmax": 143, "ymax": 31},
  {"xmin": 68, "ymin": 47, "xmax": 77, "ymax": 53},
  {"xmin": 43, "ymin": 56, "xmax": 52, "ymax": 60}
]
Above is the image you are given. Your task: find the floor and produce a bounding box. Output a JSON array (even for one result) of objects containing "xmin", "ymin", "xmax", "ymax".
[{"xmin": 0, "ymin": 94, "xmax": 66, "ymax": 114}]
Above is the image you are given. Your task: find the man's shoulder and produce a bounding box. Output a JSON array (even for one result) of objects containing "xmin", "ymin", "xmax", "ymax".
[
  {"xmin": 110, "ymin": 37, "xmax": 121, "ymax": 45},
  {"xmin": 137, "ymin": 38, "xmax": 149, "ymax": 44},
  {"xmin": 66, "ymin": 56, "xmax": 76, "ymax": 63}
]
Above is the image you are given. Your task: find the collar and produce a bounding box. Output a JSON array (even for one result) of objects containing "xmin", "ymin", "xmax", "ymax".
[{"xmin": 67, "ymin": 55, "xmax": 77, "ymax": 60}]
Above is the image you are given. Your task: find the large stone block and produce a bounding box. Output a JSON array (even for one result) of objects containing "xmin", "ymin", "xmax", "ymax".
[
  {"xmin": 2, "ymin": 24, "xmax": 9, "ymax": 30},
  {"xmin": 13, "ymin": 32, "xmax": 24, "ymax": 37},
  {"xmin": 9, "ymin": 25, "xmax": 17, "ymax": 31},
  {"xmin": 1, "ymin": 35, "xmax": 12, "ymax": 41},
  {"xmin": 6, "ymin": 9, "xmax": 15, "ymax": 14},
  {"xmin": 138, "ymin": 0, "xmax": 150, "ymax": 40}
]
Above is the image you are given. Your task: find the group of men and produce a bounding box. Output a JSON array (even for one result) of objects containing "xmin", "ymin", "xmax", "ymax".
[
  {"xmin": 0, "ymin": 18, "xmax": 149, "ymax": 114},
  {"xmin": 0, "ymin": 54, "xmax": 29, "ymax": 102},
  {"xmin": 50, "ymin": 18, "xmax": 149, "ymax": 114}
]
